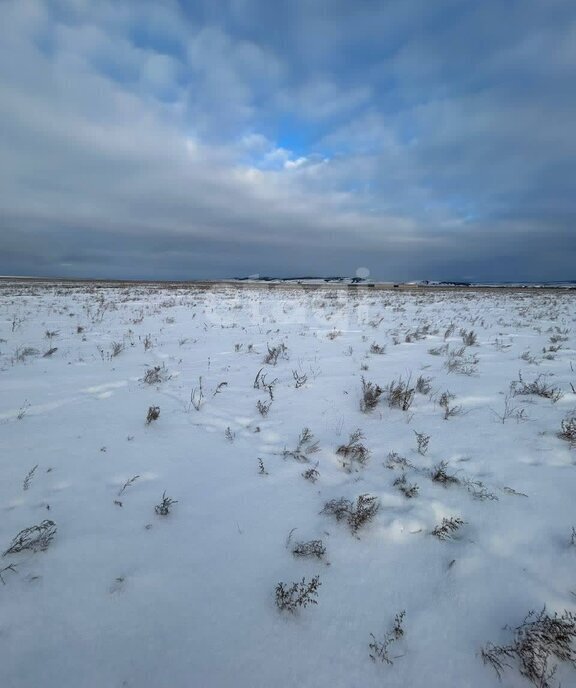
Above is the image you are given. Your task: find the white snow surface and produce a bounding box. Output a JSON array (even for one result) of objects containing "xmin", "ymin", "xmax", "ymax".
[{"xmin": 0, "ymin": 281, "xmax": 575, "ymax": 688}]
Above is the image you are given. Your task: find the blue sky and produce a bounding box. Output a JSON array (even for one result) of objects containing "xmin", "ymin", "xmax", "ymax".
[{"xmin": 0, "ymin": 0, "xmax": 574, "ymax": 281}]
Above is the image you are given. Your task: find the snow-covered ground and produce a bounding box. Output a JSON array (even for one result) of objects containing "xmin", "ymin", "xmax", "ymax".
[{"xmin": 1, "ymin": 281, "xmax": 575, "ymax": 688}]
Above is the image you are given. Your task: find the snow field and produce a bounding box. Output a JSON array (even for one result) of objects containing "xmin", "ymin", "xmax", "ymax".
[{"xmin": 0, "ymin": 282, "xmax": 575, "ymax": 687}]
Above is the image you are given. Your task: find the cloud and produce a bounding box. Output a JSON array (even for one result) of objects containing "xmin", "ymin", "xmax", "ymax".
[{"xmin": 0, "ymin": 0, "xmax": 575, "ymax": 281}]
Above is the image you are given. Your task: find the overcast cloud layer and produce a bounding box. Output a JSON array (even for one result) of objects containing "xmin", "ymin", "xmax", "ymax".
[{"xmin": 0, "ymin": 0, "xmax": 575, "ymax": 281}]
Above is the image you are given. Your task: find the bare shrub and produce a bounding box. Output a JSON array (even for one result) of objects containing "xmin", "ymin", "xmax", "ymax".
[
  {"xmin": 322, "ymin": 494, "xmax": 380, "ymax": 533},
  {"xmin": 369, "ymin": 342, "xmax": 386, "ymax": 355},
  {"xmin": 386, "ymin": 451, "xmax": 414, "ymax": 471},
  {"xmin": 110, "ymin": 341, "xmax": 124, "ymax": 358},
  {"xmin": 13, "ymin": 347, "xmax": 39, "ymax": 363},
  {"xmin": 146, "ymin": 406, "xmax": 160, "ymax": 424},
  {"xmin": 512, "ymin": 372, "xmax": 563, "ymax": 402},
  {"xmin": 16, "ymin": 400, "xmax": 30, "ymax": 420},
  {"xmin": 360, "ymin": 376, "xmax": 384, "ymax": 412},
  {"xmin": 292, "ymin": 369, "xmax": 307, "ymax": 388},
  {"xmin": 213, "ymin": 382, "xmax": 228, "ymax": 396},
  {"xmin": 23, "ymin": 464, "xmax": 38, "ymax": 491},
  {"xmin": 368, "ymin": 316, "xmax": 384, "ymax": 329},
  {"xmin": 481, "ymin": 642, "xmax": 515, "ymax": 681},
  {"xmin": 264, "ymin": 342, "xmax": 288, "ymax": 366},
  {"xmin": 118, "ymin": 475, "xmax": 139, "ymax": 496},
  {"xmin": 558, "ymin": 415, "xmax": 576, "ymax": 446},
  {"xmin": 258, "ymin": 458, "xmax": 268, "ymax": 475},
  {"xmin": 253, "ymin": 368, "xmax": 277, "ymax": 400},
  {"xmin": 155, "ymin": 491, "xmax": 177, "ymax": 516},
  {"xmin": 431, "ymin": 516, "xmax": 464, "ymax": 540},
  {"xmin": 431, "ymin": 461, "xmax": 460, "ymax": 486},
  {"xmin": 302, "ymin": 465, "xmax": 320, "ymax": 482},
  {"xmin": 428, "ymin": 343, "xmax": 449, "ymax": 356},
  {"xmin": 415, "ymin": 375, "xmax": 432, "ymax": 394},
  {"xmin": 439, "ymin": 391, "xmax": 462, "ymax": 419},
  {"xmin": 321, "ymin": 497, "xmax": 353, "ymax": 522},
  {"xmin": 405, "ymin": 324, "xmax": 431, "ymax": 342},
  {"xmin": 336, "ymin": 429, "xmax": 370, "ymax": 471},
  {"xmin": 3, "ymin": 520, "xmax": 57, "ymax": 556},
  {"xmin": 143, "ymin": 364, "xmax": 171, "ymax": 385},
  {"xmin": 387, "ymin": 376, "xmax": 415, "ymax": 411},
  {"xmin": 283, "ymin": 428, "xmax": 320, "ymax": 462},
  {"xmin": 0, "ymin": 563, "xmax": 17, "ymax": 585},
  {"xmin": 502, "ymin": 486, "xmax": 529, "ymax": 498},
  {"xmin": 445, "ymin": 349, "xmax": 479, "ymax": 375},
  {"xmin": 369, "ymin": 611, "xmax": 406, "ymax": 664},
  {"xmin": 521, "ymin": 350, "xmax": 540, "ymax": 365},
  {"xmin": 461, "ymin": 329, "xmax": 478, "ymax": 346},
  {"xmin": 292, "ymin": 540, "xmax": 326, "ymax": 559},
  {"xmin": 394, "ymin": 473, "xmax": 419, "ymax": 498},
  {"xmin": 462, "ymin": 478, "xmax": 498, "ymax": 501},
  {"xmin": 189, "ymin": 376, "xmax": 204, "ymax": 411},
  {"xmin": 492, "ymin": 337, "xmax": 511, "ymax": 351},
  {"xmin": 257, "ymin": 399, "xmax": 272, "ymax": 417},
  {"xmin": 549, "ymin": 330, "xmax": 569, "ymax": 344},
  {"xmin": 492, "ymin": 394, "xmax": 528, "ymax": 424},
  {"xmin": 481, "ymin": 608, "xmax": 576, "ymax": 687},
  {"xmin": 414, "ymin": 431, "xmax": 430, "ymax": 455},
  {"xmin": 275, "ymin": 575, "xmax": 321, "ymax": 613},
  {"xmin": 11, "ymin": 314, "xmax": 24, "ymax": 332}
]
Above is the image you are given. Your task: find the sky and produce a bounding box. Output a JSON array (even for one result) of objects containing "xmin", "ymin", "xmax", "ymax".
[{"xmin": 0, "ymin": 0, "xmax": 575, "ymax": 282}]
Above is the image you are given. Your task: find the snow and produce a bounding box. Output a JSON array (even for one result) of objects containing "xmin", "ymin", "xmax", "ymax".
[{"xmin": 0, "ymin": 281, "xmax": 575, "ymax": 688}]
